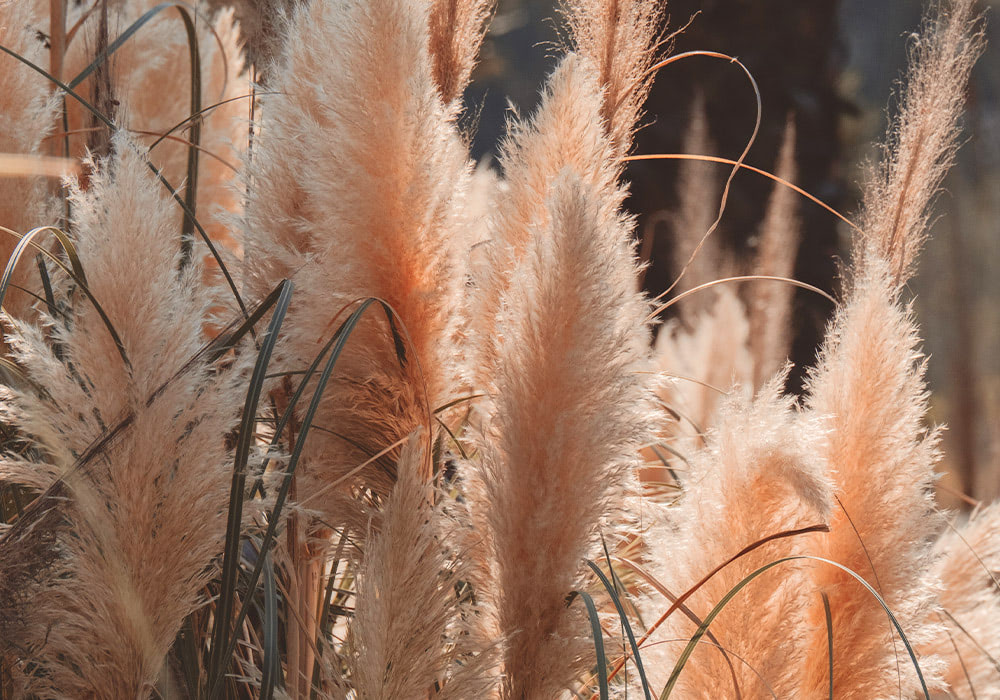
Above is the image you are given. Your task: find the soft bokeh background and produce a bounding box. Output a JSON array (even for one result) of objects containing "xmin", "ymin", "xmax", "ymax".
[{"xmin": 466, "ymin": 0, "xmax": 1000, "ymax": 505}]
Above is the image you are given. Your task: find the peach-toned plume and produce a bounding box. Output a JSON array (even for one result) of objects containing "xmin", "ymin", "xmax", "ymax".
[
  {"xmin": 467, "ymin": 0, "xmax": 659, "ymax": 388},
  {"xmin": 428, "ymin": 0, "xmax": 493, "ymax": 105},
  {"xmin": 748, "ymin": 117, "xmax": 800, "ymax": 389},
  {"xmin": 652, "ymin": 287, "xmax": 753, "ymax": 457},
  {"xmin": 467, "ymin": 55, "xmax": 622, "ymax": 390},
  {"xmin": 801, "ymin": 223, "xmax": 945, "ymax": 698},
  {"xmin": 242, "ymin": 0, "xmax": 476, "ymax": 527},
  {"xmin": 562, "ymin": 0, "xmax": 662, "ymax": 158},
  {"xmin": 856, "ymin": 0, "xmax": 984, "ymax": 283},
  {"xmin": 671, "ymin": 93, "xmax": 724, "ymax": 303},
  {"xmin": 0, "ymin": 0, "xmax": 60, "ymax": 319},
  {"xmin": 642, "ymin": 380, "xmax": 832, "ymax": 696},
  {"xmin": 349, "ymin": 434, "xmax": 494, "ymax": 699},
  {"xmin": 799, "ymin": 2, "xmax": 984, "ymax": 695},
  {"xmin": 922, "ymin": 505, "xmax": 1000, "ymax": 699},
  {"xmin": 470, "ymin": 169, "xmax": 656, "ymax": 698},
  {"xmin": 0, "ymin": 134, "xmax": 248, "ymax": 697}
]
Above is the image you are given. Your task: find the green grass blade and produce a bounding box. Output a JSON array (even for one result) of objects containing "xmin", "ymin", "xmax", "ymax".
[
  {"xmin": 586, "ymin": 560, "xmax": 652, "ymax": 700},
  {"xmin": 208, "ymin": 298, "xmax": 385, "ymax": 698},
  {"xmin": 260, "ymin": 550, "xmax": 279, "ymax": 699},
  {"xmin": 176, "ymin": 5, "xmax": 201, "ymax": 268},
  {"xmin": 577, "ymin": 590, "xmax": 609, "ymax": 700},
  {"xmin": 659, "ymin": 555, "xmax": 930, "ymax": 700},
  {"xmin": 207, "ymin": 279, "xmax": 293, "ymax": 691}
]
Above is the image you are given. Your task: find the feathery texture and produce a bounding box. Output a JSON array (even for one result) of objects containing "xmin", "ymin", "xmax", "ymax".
[
  {"xmin": 468, "ymin": 0, "xmax": 659, "ymax": 386},
  {"xmin": 0, "ymin": 134, "xmax": 247, "ymax": 697},
  {"xmin": 923, "ymin": 506, "xmax": 1000, "ymax": 699},
  {"xmin": 800, "ymin": 2, "xmax": 984, "ymax": 695},
  {"xmin": 242, "ymin": 0, "xmax": 474, "ymax": 526},
  {"xmin": 857, "ymin": 0, "xmax": 984, "ymax": 283},
  {"xmin": 349, "ymin": 436, "xmax": 493, "ymax": 699},
  {"xmin": 0, "ymin": 0, "xmax": 59, "ymax": 319},
  {"xmin": 472, "ymin": 170, "xmax": 656, "ymax": 698},
  {"xmin": 563, "ymin": 0, "xmax": 662, "ymax": 158},
  {"xmin": 428, "ymin": 0, "xmax": 493, "ymax": 105},
  {"xmin": 801, "ymin": 224, "xmax": 945, "ymax": 698},
  {"xmin": 747, "ymin": 117, "xmax": 800, "ymax": 389},
  {"xmin": 467, "ymin": 55, "xmax": 621, "ymax": 389},
  {"xmin": 671, "ymin": 93, "xmax": 723, "ymax": 303},
  {"xmin": 643, "ymin": 382, "xmax": 832, "ymax": 697},
  {"xmin": 652, "ymin": 287, "xmax": 753, "ymax": 458}
]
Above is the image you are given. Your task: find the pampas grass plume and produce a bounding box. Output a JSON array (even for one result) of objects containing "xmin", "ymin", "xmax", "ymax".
[
  {"xmin": 0, "ymin": 133, "xmax": 247, "ymax": 697},
  {"xmin": 474, "ymin": 168, "xmax": 655, "ymax": 698}
]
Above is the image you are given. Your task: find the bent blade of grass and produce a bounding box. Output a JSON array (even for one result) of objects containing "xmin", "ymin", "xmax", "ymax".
[
  {"xmin": 625, "ymin": 153, "xmax": 861, "ymax": 236},
  {"xmin": 207, "ymin": 278, "xmax": 293, "ymax": 689},
  {"xmin": 586, "ymin": 559, "xmax": 652, "ymax": 700},
  {"xmin": 576, "ymin": 590, "xmax": 609, "ymax": 700},
  {"xmin": 1, "ymin": 225, "xmax": 133, "ymax": 371},
  {"xmin": 659, "ymin": 555, "xmax": 931, "ymax": 700},
  {"xmin": 0, "ymin": 42, "xmax": 250, "ymax": 320},
  {"xmin": 209, "ymin": 298, "xmax": 393, "ymax": 697},
  {"xmin": 647, "ymin": 275, "xmax": 836, "ymax": 322},
  {"xmin": 644, "ymin": 50, "xmax": 761, "ymax": 300}
]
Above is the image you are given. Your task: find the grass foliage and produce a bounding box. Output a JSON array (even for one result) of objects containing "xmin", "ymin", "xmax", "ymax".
[{"xmin": 0, "ymin": 0, "xmax": 997, "ymax": 697}]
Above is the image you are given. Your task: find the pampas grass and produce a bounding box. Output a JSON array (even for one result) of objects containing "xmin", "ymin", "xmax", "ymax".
[
  {"xmin": 0, "ymin": 133, "xmax": 249, "ymax": 697},
  {"xmin": 0, "ymin": 0, "xmax": 996, "ymax": 697}
]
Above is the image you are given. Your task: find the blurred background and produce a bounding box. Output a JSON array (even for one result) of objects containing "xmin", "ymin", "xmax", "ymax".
[{"xmin": 464, "ymin": 0, "xmax": 1000, "ymax": 506}]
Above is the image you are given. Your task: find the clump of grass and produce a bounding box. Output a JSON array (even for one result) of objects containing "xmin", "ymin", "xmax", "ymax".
[{"xmin": 0, "ymin": 0, "xmax": 995, "ymax": 698}]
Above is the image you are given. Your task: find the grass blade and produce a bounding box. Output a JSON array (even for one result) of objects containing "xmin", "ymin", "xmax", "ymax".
[
  {"xmin": 207, "ymin": 279, "xmax": 293, "ymax": 691},
  {"xmin": 659, "ymin": 555, "xmax": 930, "ymax": 700},
  {"xmin": 586, "ymin": 560, "xmax": 652, "ymax": 700},
  {"xmin": 822, "ymin": 591, "xmax": 833, "ymax": 700},
  {"xmin": 576, "ymin": 590, "xmax": 609, "ymax": 700},
  {"xmin": 260, "ymin": 550, "xmax": 279, "ymax": 699},
  {"xmin": 208, "ymin": 298, "xmax": 388, "ymax": 697}
]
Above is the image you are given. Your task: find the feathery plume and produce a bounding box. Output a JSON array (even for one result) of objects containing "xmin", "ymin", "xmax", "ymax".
[
  {"xmin": 349, "ymin": 435, "xmax": 493, "ymax": 699},
  {"xmin": 923, "ymin": 505, "xmax": 1000, "ymax": 699},
  {"xmin": 562, "ymin": 0, "xmax": 662, "ymax": 158},
  {"xmin": 643, "ymin": 381, "xmax": 832, "ymax": 696},
  {"xmin": 800, "ymin": 2, "xmax": 984, "ymax": 695},
  {"xmin": 670, "ymin": 93, "xmax": 724, "ymax": 303},
  {"xmin": 473, "ymin": 169, "xmax": 656, "ymax": 698},
  {"xmin": 242, "ymin": 0, "xmax": 475, "ymax": 525},
  {"xmin": 856, "ymin": 0, "xmax": 984, "ymax": 283},
  {"xmin": 428, "ymin": 0, "xmax": 493, "ymax": 105},
  {"xmin": 800, "ymin": 183, "xmax": 946, "ymax": 699},
  {"xmin": 748, "ymin": 116, "xmax": 801, "ymax": 389},
  {"xmin": 0, "ymin": 134, "xmax": 248, "ymax": 696},
  {"xmin": 468, "ymin": 0, "xmax": 660, "ymax": 386}
]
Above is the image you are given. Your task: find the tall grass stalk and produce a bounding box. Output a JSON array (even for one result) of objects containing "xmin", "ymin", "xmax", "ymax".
[{"xmin": 0, "ymin": 0, "xmax": 995, "ymax": 697}]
